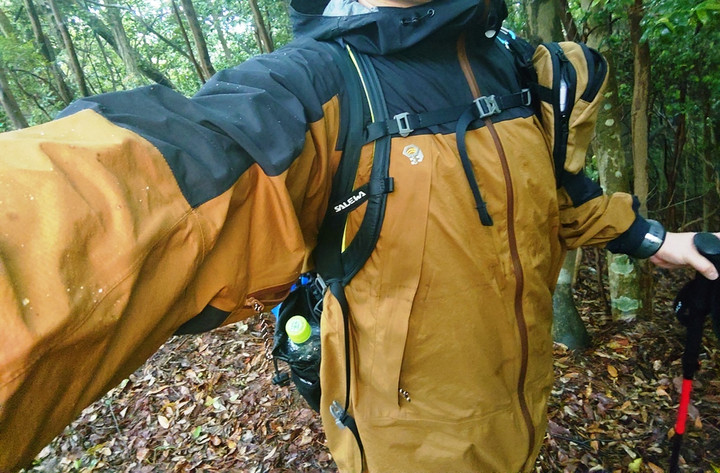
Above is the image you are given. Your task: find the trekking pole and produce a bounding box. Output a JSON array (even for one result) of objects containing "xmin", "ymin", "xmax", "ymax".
[{"xmin": 669, "ymin": 232, "xmax": 720, "ymax": 473}]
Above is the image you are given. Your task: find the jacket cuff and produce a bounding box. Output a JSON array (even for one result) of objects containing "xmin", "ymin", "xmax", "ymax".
[{"xmin": 605, "ymin": 198, "xmax": 666, "ymax": 258}]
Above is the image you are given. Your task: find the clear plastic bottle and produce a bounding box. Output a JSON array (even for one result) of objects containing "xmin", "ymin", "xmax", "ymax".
[{"xmin": 285, "ymin": 315, "xmax": 320, "ymax": 363}]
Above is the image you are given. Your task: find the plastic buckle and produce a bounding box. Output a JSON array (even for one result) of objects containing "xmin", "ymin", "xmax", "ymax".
[
  {"xmin": 393, "ymin": 112, "xmax": 413, "ymax": 137},
  {"xmin": 474, "ymin": 95, "xmax": 501, "ymax": 119},
  {"xmin": 330, "ymin": 400, "xmax": 347, "ymax": 429},
  {"xmin": 311, "ymin": 274, "xmax": 327, "ymax": 318},
  {"xmin": 520, "ymin": 88, "xmax": 532, "ymax": 106}
]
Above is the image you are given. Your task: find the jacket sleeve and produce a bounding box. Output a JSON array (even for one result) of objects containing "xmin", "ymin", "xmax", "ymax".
[
  {"xmin": 0, "ymin": 39, "xmax": 343, "ymax": 472},
  {"xmin": 556, "ymin": 170, "xmax": 652, "ymax": 255}
]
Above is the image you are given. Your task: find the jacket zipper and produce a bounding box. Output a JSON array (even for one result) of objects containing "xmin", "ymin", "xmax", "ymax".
[
  {"xmin": 457, "ymin": 34, "xmax": 535, "ymax": 468},
  {"xmin": 546, "ymin": 43, "xmax": 576, "ymax": 184}
]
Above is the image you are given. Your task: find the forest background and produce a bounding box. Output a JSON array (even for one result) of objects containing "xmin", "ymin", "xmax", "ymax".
[{"xmin": 0, "ymin": 0, "xmax": 719, "ymax": 471}]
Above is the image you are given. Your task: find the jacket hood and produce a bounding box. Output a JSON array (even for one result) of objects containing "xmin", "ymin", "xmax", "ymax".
[{"xmin": 289, "ymin": 0, "xmax": 509, "ymax": 55}]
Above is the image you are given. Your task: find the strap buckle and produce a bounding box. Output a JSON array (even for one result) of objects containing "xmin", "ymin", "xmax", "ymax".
[
  {"xmin": 310, "ymin": 273, "xmax": 327, "ymax": 318},
  {"xmin": 330, "ymin": 400, "xmax": 348, "ymax": 429},
  {"xmin": 474, "ymin": 95, "xmax": 501, "ymax": 119},
  {"xmin": 520, "ymin": 88, "xmax": 532, "ymax": 106},
  {"xmin": 393, "ymin": 112, "xmax": 413, "ymax": 137}
]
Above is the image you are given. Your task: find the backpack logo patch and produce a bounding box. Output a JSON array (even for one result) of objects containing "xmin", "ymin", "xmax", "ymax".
[{"xmin": 403, "ymin": 145, "xmax": 424, "ymax": 165}]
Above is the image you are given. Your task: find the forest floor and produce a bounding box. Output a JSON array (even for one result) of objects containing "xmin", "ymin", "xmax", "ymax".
[{"xmin": 24, "ymin": 255, "xmax": 720, "ymax": 473}]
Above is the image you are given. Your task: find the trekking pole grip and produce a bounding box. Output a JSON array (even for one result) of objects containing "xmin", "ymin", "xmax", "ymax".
[{"xmin": 693, "ymin": 232, "xmax": 720, "ymax": 277}]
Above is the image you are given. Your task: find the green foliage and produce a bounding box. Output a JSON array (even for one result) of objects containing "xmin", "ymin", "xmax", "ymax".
[
  {"xmin": 564, "ymin": 0, "xmax": 720, "ymax": 230},
  {"xmin": 0, "ymin": 0, "xmax": 292, "ymax": 126}
]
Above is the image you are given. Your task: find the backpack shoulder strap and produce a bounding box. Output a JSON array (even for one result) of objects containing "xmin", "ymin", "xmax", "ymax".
[
  {"xmin": 504, "ymin": 31, "xmax": 609, "ymax": 199},
  {"xmin": 312, "ymin": 42, "xmax": 395, "ymax": 465},
  {"xmin": 314, "ymin": 42, "xmax": 394, "ymax": 286},
  {"xmin": 532, "ymin": 41, "xmax": 608, "ymax": 202}
]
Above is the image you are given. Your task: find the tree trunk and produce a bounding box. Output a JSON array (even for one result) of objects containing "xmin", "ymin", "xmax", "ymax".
[
  {"xmin": 48, "ymin": 0, "xmax": 90, "ymax": 96},
  {"xmin": 552, "ymin": 249, "xmax": 590, "ymax": 349},
  {"xmin": 581, "ymin": 0, "xmax": 645, "ymax": 322},
  {"xmin": 81, "ymin": 5, "xmax": 175, "ymax": 89},
  {"xmin": 665, "ymin": 85, "xmax": 687, "ymax": 229},
  {"xmin": 212, "ymin": 12, "xmax": 233, "ymax": 63},
  {"xmin": 249, "ymin": 0, "xmax": 273, "ymax": 53},
  {"xmin": 556, "ymin": 0, "xmax": 579, "ymax": 41},
  {"xmin": 526, "ymin": 0, "xmax": 589, "ymax": 348},
  {"xmin": 103, "ymin": 1, "xmax": 143, "ymax": 85},
  {"xmin": 701, "ymin": 94, "xmax": 718, "ymax": 231},
  {"xmin": 629, "ymin": 0, "xmax": 653, "ymax": 317},
  {"xmin": 171, "ymin": 0, "xmax": 205, "ymax": 83},
  {"xmin": 0, "ymin": 65, "xmax": 28, "ymax": 129},
  {"xmin": 22, "ymin": 0, "xmax": 73, "ymax": 104},
  {"xmin": 179, "ymin": 0, "xmax": 215, "ymax": 80},
  {"xmin": 0, "ymin": 7, "xmax": 13, "ymax": 37},
  {"xmin": 588, "ymin": 38, "xmax": 643, "ymax": 321},
  {"xmin": 524, "ymin": 0, "xmax": 563, "ymax": 44}
]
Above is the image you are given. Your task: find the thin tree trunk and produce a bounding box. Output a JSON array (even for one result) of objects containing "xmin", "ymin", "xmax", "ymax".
[
  {"xmin": 584, "ymin": 9, "xmax": 643, "ymax": 322},
  {"xmin": 128, "ymin": 9, "xmax": 194, "ymax": 61},
  {"xmin": 103, "ymin": 1, "xmax": 143, "ymax": 85},
  {"xmin": 525, "ymin": 0, "xmax": 563, "ymax": 44},
  {"xmin": 212, "ymin": 13, "xmax": 233, "ymax": 63},
  {"xmin": 81, "ymin": 4, "xmax": 174, "ymax": 89},
  {"xmin": 703, "ymin": 103, "xmax": 717, "ymax": 232},
  {"xmin": 0, "ymin": 8, "xmax": 13, "ymax": 37},
  {"xmin": 93, "ymin": 30, "xmax": 120, "ymax": 91},
  {"xmin": 665, "ymin": 85, "xmax": 687, "ymax": 229},
  {"xmin": 9, "ymin": 69, "xmax": 53, "ymax": 121},
  {"xmin": 249, "ymin": 0, "xmax": 273, "ymax": 53},
  {"xmin": 556, "ymin": 0, "xmax": 579, "ymax": 41},
  {"xmin": 48, "ymin": 0, "xmax": 90, "ymax": 96},
  {"xmin": 629, "ymin": 0, "xmax": 653, "ymax": 317},
  {"xmin": 180, "ymin": 0, "xmax": 215, "ymax": 80},
  {"xmin": 552, "ymin": 249, "xmax": 590, "ymax": 349},
  {"xmin": 22, "ymin": 0, "xmax": 73, "ymax": 104},
  {"xmin": 0, "ymin": 65, "xmax": 28, "ymax": 129},
  {"xmin": 171, "ymin": 0, "xmax": 205, "ymax": 83},
  {"xmin": 527, "ymin": 0, "xmax": 589, "ymax": 348}
]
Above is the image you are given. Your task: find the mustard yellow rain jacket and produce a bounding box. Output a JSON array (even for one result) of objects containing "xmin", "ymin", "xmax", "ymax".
[{"xmin": 0, "ymin": 1, "xmax": 652, "ymax": 471}]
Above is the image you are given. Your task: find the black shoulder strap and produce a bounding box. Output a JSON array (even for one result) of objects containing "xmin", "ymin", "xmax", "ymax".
[
  {"xmin": 314, "ymin": 43, "xmax": 394, "ymax": 286},
  {"xmin": 313, "ymin": 42, "xmax": 396, "ymax": 468}
]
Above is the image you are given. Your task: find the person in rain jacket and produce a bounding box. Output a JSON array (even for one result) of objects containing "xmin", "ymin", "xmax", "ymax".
[{"xmin": 0, "ymin": 0, "xmax": 717, "ymax": 471}]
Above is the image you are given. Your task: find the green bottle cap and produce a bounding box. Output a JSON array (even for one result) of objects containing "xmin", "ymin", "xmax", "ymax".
[{"xmin": 286, "ymin": 315, "xmax": 312, "ymax": 344}]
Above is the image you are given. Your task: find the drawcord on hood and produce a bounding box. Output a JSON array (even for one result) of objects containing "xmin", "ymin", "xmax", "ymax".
[{"xmin": 400, "ymin": 8, "xmax": 435, "ymax": 26}]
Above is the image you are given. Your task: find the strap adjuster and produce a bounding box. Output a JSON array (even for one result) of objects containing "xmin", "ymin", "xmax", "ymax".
[
  {"xmin": 520, "ymin": 88, "xmax": 532, "ymax": 106},
  {"xmin": 393, "ymin": 112, "xmax": 413, "ymax": 137},
  {"xmin": 474, "ymin": 95, "xmax": 501, "ymax": 119},
  {"xmin": 330, "ymin": 400, "xmax": 348, "ymax": 429}
]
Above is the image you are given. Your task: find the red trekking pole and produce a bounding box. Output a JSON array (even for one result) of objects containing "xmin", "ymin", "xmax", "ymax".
[{"xmin": 670, "ymin": 232, "xmax": 720, "ymax": 473}]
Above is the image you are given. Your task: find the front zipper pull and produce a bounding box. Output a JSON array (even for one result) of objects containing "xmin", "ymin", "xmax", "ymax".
[{"xmin": 246, "ymin": 297, "xmax": 265, "ymax": 313}]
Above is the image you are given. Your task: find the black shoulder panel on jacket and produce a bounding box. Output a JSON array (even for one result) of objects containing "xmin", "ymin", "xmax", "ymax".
[
  {"xmin": 59, "ymin": 38, "xmax": 344, "ymax": 208},
  {"xmin": 370, "ymin": 33, "xmax": 534, "ymax": 136}
]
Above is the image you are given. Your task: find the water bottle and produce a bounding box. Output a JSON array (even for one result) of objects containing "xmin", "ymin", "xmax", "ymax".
[{"xmin": 285, "ymin": 315, "xmax": 320, "ymax": 363}]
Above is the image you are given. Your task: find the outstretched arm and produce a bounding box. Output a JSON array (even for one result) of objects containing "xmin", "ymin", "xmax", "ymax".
[{"xmin": 0, "ymin": 39, "xmax": 345, "ymax": 472}]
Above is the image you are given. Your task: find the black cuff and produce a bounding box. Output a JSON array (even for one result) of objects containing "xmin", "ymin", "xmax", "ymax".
[{"xmin": 605, "ymin": 197, "xmax": 666, "ymax": 258}]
